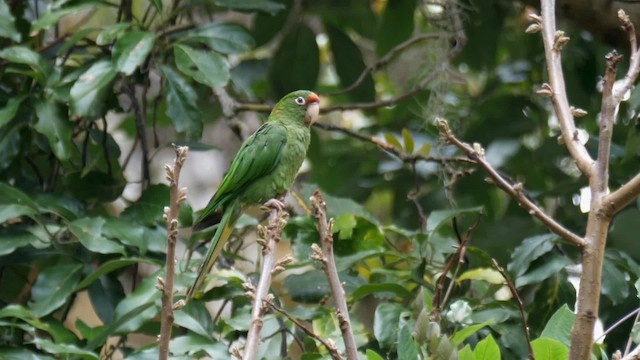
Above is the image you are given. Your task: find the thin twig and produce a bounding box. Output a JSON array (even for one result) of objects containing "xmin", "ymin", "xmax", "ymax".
[
  {"xmin": 266, "ymin": 299, "xmax": 343, "ymax": 360},
  {"xmin": 592, "ymin": 306, "xmax": 640, "ymax": 346},
  {"xmin": 125, "ymin": 80, "xmax": 151, "ymax": 186},
  {"xmin": 538, "ymin": 1, "xmax": 594, "ymax": 177},
  {"xmin": 621, "ymin": 344, "xmax": 640, "ymax": 360},
  {"xmin": 492, "ymin": 258, "xmax": 535, "ymax": 360},
  {"xmin": 436, "ymin": 118, "xmax": 585, "ymax": 247},
  {"xmin": 243, "ymin": 199, "xmax": 289, "ymax": 360},
  {"xmin": 311, "ymin": 190, "xmax": 359, "ymax": 360},
  {"xmin": 158, "ymin": 145, "xmax": 189, "ymax": 360},
  {"xmin": 613, "ymin": 10, "xmax": 640, "ymax": 104}
]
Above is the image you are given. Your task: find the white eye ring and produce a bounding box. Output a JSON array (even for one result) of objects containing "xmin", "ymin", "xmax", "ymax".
[{"xmin": 294, "ymin": 96, "xmax": 306, "ymax": 105}]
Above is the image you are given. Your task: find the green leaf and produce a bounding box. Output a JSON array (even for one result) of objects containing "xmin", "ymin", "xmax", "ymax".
[
  {"xmin": 0, "ymin": 230, "xmax": 40, "ymax": 255},
  {"xmin": 170, "ymin": 333, "xmax": 230, "ymax": 358},
  {"xmin": 531, "ymin": 338, "xmax": 568, "ymax": 360},
  {"xmin": 351, "ymin": 283, "xmax": 411, "ymax": 301},
  {"xmin": 0, "ymin": 95, "xmax": 26, "ymax": 128},
  {"xmin": 366, "ymin": 349, "xmax": 385, "ymax": 360},
  {"xmin": 174, "ymin": 44, "xmax": 230, "ymax": 88},
  {"xmin": 0, "ymin": 347, "xmax": 54, "ymax": 360},
  {"xmin": 160, "ymin": 65, "xmax": 203, "ymax": 139},
  {"xmin": 398, "ymin": 323, "xmax": 419, "ymax": 360},
  {"xmin": 84, "ymin": 301, "xmax": 155, "ymax": 350},
  {"xmin": 283, "ymin": 270, "xmax": 329, "ymax": 303},
  {"xmin": 70, "ymin": 60, "xmax": 117, "ymax": 118},
  {"xmin": 69, "ymin": 217, "xmax": 125, "ymax": 254},
  {"xmin": 63, "ymin": 171, "xmax": 124, "ymax": 203},
  {"xmin": 174, "ymin": 301, "xmax": 214, "ymax": 338},
  {"xmin": 601, "ymin": 258, "xmax": 629, "ymax": 305},
  {"xmin": 426, "ymin": 207, "xmax": 484, "ymax": 234},
  {"xmin": 0, "ymin": 0, "xmax": 20, "ymax": 41},
  {"xmin": 211, "ymin": 0, "xmax": 285, "ymax": 15},
  {"xmin": 121, "ymin": 184, "xmax": 169, "ymax": 225},
  {"xmin": 112, "ymin": 275, "xmax": 160, "ymax": 333},
  {"xmin": 402, "ymin": 128, "xmax": 414, "ymax": 153},
  {"xmin": 0, "ymin": 124, "xmax": 21, "ymax": 169},
  {"xmin": 149, "ymin": 0, "xmax": 163, "ymax": 11},
  {"xmin": 0, "ymin": 46, "xmax": 49, "ymax": 80},
  {"xmin": 474, "ymin": 334, "xmax": 500, "ymax": 360},
  {"xmin": 77, "ymin": 258, "xmax": 158, "ymax": 290},
  {"xmin": 0, "ymin": 204, "xmax": 36, "ymax": 224},
  {"xmin": 30, "ymin": 263, "xmax": 83, "ymax": 317},
  {"xmin": 112, "ymin": 31, "xmax": 156, "ymax": 75},
  {"xmin": 635, "ymin": 278, "xmax": 640, "ymax": 299},
  {"xmin": 374, "ymin": 303, "xmax": 402, "ymax": 348},
  {"xmin": 102, "ymin": 217, "xmax": 145, "ymax": 252},
  {"xmin": 418, "ymin": 142, "xmax": 432, "ymax": 156},
  {"xmin": 34, "ymin": 99, "xmax": 73, "ymax": 161},
  {"xmin": 376, "ymin": 0, "xmax": 415, "ymax": 56},
  {"xmin": 326, "ymin": 25, "xmax": 375, "ymax": 102},
  {"xmin": 32, "ymin": 3, "xmax": 104, "ymax": 33},
  {"xmin": 333, "ymin": 213, "xmax": 357, "ymax": 239},
  {"xmin": 31, "ymin": 338, "xmax": 98, "ymax": 359},
  {"xmin": 96, "ymin": 22, "xmax": 131, "ymax": 45},
  {"xmin": 384, "ymin": 133, "xmax": 403, "ymax": 150},
  {"xmin": 0, "ymin": 183, "xmax": 39, "ymax": 209},
  {"xmin": 458, "ymin": 268, "xmax": 504, "ymax": 284},
  {"xmin": 508, "ymin": 234, "xmax": 557, "ymax": 277},
  {"xmin": 269, "ymin": 24, "xmax": 319, "ymax": 97},
  {"xmin": 452, "ymin": 320, "xmax": 493, "ymax": 346},
  {"xmin": 539, "ymin": 304, "xmax": 575, "ymax": 348},
  {"xmin": 183, "ymin": 23, "xmax": 254, "ymax": 54},
  {"xmin": 515, "ymin": 254, "xmax": 569, "ymax": 287}
]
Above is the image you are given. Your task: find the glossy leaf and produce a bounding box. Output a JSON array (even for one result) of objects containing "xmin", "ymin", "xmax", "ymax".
[
  {"xmin": 515, "ymin": 254, "xmax": 569, "ymax": 288},
  {"xmin": 160, "ymin": 65, "xmax": 203, "ymax": 139},
  {"xmin": 34, "ymin": 99, "xmax": 73, "ymax": 161},
  {"xmin": 29, "ymin": 263, "xmax": 83, "ymax": 317},
  {"xmin": 0, "ymin": 230, "xmax": 40, "ymax": 255},
  {"xmin": 121, "ymin": 184, "xmax": 169, "ymax": 225},
  {"xmin": 0, "ymin": 46, "xmax": 49, "ymax": 80},
  {"xmin": 539, "ymin": 304, "xmax": 575, "ymax": 347},
  {"xmin": 212, "ymin": 0, "xmax": 285, "ymax": 15},
  {"xmin": 452, "ymin": 320, "xmax": 493, "ymax": 346},
  {"xmin": 69, "ymin": 60, "xmax": 117, "ymax": 118},
  {"xmin": 459, "ymin": 345, "xmax": 476, "ymax": 360},
  {"xmin": 63, "ymin": 171, "xmax": 124, "ymax": 203},
  {"xmin": 326, "ymin": 25, "xmax": 375, "ymax": 102},
  {"xmin": 76, "ymin": 258, "xmax": 158, "ymax": 290},
  {"xmin": 0, "ymin": 0, "xmax": 20, "ymax": 41},
  {"xmin": 474, "ymin": 334, "xmax": 500, "ymax": 360},
  {"xmin": 0, "ymin": 125, "xmax": 21, "ymax": 170},
  {"xmin": 374, "ymin": 303, "xmax": 402, "ymax": 348},
  {"xmin": 458, "ymin": 268, "xmax": 504, "ymax": 284},
  {"xmin": 69, "ymin": 217, "xmax": 125, "ymax": 254},
  {"xmin": 174, "ymin": 44, "xmax": 230, "ymax": 88},
  {"xmin": 601, "ymin": 258, "xmax": 629, "ymax": 305},
  {"xmin": 32, "ymin": 4, "xmax": 103, "ymax": 33},
  {"xmin": 183, "ymin": 23, "xmax": 254, "ymax": 54},
  {"xmin": 508, "ymin": 234, "xmax": 557, "ymax": 277},
  {"xmin": 269, "ymin": 24, "xmax": 319, "ymax": 97},
  {"xmin": 398, "ymin": 323, "xmax": 419, "ymax": 360},
  {"xmin": 31, "ymin": 338, "xmax": 98, "ymax": 360},
  {"xmin": 112, "ymin": 31, "xmax": 156, "ymax": 75},
  {"xmin": 0, "ymin": 95, "xmax": 26, "ymax": 128},
  {"xmin": 96, "ymin": 22, "xmax": 131, "ymax": 45},
  {"xmin": 531, "ymin": 338, "xmax": 568, "ymax": 360},
  {"xmin": 112, "ymin": 275, "xmax": 160, "ymax": 333}
]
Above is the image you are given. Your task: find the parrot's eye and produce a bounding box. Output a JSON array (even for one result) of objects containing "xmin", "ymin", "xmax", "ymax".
[{"xmin": 294, "ymin": 97, "xmax": 306, "ymax": 105}]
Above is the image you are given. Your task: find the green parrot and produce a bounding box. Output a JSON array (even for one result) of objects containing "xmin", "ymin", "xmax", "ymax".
[{"xmin": 187, "ymin": 90, "xmax": 320, "ymax": 299}]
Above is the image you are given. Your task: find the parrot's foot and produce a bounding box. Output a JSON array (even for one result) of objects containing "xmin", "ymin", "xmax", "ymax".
[{"xmin": 263, "ymin": 198, "xmax": 286, "ymax": 211}]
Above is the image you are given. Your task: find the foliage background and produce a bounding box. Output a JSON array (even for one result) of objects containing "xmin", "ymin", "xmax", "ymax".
[{"xmin": 1, "ymin": 0, "xmax": 639, "ymax": 359}]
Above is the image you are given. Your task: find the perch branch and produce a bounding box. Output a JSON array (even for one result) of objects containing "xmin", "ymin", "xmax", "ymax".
[
  {"xmin": 311, "ymin": 190, "xmax": 358, "ymax": 360},
  {"xmin": 243, "ymin": 198, "xmax": 289, "ymax": 360},
  {"xmin": 266, "ymin": 299, "xmax": 343, "ymax": 360},
  {"xmin": 604, "ymin": 173, "xmax": 640, "ymax": 216},
  {"xmin": 539, "ymin": 0, "xmax": 594, "ymax": 177},
  {"xmin": 436, "ymin": 118, "xmax": 585, "ymax": 247},
  {"xmin": 158, "ymin": 145, "xmax": 188, "ymax": 360},
  {"xmin": 492, "ymin": 259, "xmax": 535, "ymax": 360}
]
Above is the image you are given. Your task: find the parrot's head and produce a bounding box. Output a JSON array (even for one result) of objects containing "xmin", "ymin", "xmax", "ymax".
[{"xmin": 273, "ymin": 90, "xmax": 320, "ymax": 126}]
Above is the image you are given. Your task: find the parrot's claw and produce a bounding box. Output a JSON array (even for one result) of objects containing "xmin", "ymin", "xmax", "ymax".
[{"xmin": 263, "ymin": 198, "xmax": 286, "ymax": 211}]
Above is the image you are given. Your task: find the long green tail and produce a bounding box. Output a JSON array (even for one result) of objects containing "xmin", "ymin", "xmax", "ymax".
[{"xmin": 187, "ymin": 201, "xmax": 238, "ymax": 300}]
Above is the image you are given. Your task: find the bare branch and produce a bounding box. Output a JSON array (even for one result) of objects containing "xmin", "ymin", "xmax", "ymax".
[
  {"xmin": 539, "ymin": 1, "xmax": 594, "ymax": 177},
  {"xmin": 621, "ymin": 345, "xmax": 640, "ymax": 360},
  {"xmin": 436, "ymin": 118, "xmax": 585, "ymax": 247},
  {"xmin": 243, "ymin": 198, "xmax": 288, "ymax": 360},
  {"xmin": 613, "ymin": 10, "xmax": 640, "ymax": 104},
  {"xmin": 311, "ymin": 190, "xmax": 359, "ymax": 360},
  {"xmin": 604, "ymin": 173, "xmax": 640, "ymax": 216},
  {"xmin": 158, "ymin": 145, "xmax": 189, "ymax": 360},
  {"xmin": 266, "ymin": 299, "xmax": 343, "ymax": 360},
  {"xmin": 492, "ymin": 259, "xmax": 535, "ymax": 360}
]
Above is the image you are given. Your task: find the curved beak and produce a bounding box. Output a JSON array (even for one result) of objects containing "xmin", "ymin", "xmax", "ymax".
[{"xmin": 305, "ymin": 93, "xmax": 320, "ymax": 125}]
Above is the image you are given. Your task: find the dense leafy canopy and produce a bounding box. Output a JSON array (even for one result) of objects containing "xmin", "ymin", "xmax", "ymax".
[{"xmin": 1, "ymin": 0, "xmax": 640, "ymax": 359}]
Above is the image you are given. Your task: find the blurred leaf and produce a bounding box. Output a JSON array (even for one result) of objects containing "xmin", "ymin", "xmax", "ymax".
[
  {"xmin": 69, "ymin": 217, "xmax": 125, "ymax": 254},
  {"xmin": 212, "ymin": 0, "xmax": 285, "ymax": 15},
  {"xmin": 515, "ymin": 254, "xmax": 569, "ymax": 288},
  {"xmin": 0, "ymin": 230, "xmax": 40, "ymax": 255},
  {"xmin": 531, "ymin": 338, "xmax": 568, "ymax": 360},
  {"xmin": 459, "ymin": 345, "xmax": 476, "ymax": 360},
  {"xmin": 96, "ymin": 22, "xmax": 131, "ymax": 45},
  {"xmin": 112, "ymin": 275, "xmax": 159, "ymax": 333},
  {"xmin": 0, "ymin": 204, "xmax": 36, "ymax": 224},
  {"xmin": 77, "ymin": 258, "xmax": 158, "ymax": 290},
  {"xmin": 334, "ymin": 213, "xmax": 356, "ymax": 239},
  {"xmin": 398, "ymin": 322, "xmax": 419, "ymax": 360},
  {"xmin": 326, "ymin": 25, "xmax": 375, "ymax": 102},
  {"xmin": 452, "ymin": 320, "xmax": 492, "ymax": 346},
  {"xmin": 174, "ymin": 301, "xmax": 214, "ymax": 338},
  {"xmin": 384, "ymin": 133, "xmax": 403, "ymax": 150},
  {"xmin": 63, "ymin": 171, "xmax": 124, "ymax": 203},
  {"xmin": 112, "ymin": 31, "xmax": 156, "ymax": 75},
  {"xmin": 0, "ymin": 123, "xmax": 20, "ymax": 169},
  {"xmin": 174, "ymin": 44, "xmax": 230, "ymax": 88},
  {"xmin": 0, "ymin": 46, "xmax": 49, "ymax": 81},
  {"xmin": 269, "ymin": 24, "xmax": 319, "ymax": 97},
  {"xmin": 0, "ymin": 347, "xmax": 54, "ymax": 359},
  {"xmin": 539, "ymin": 304, "xmax": 575, "ymax": 348},
  {"xmin": 32, "ymin": 3, "xmax": 105, "ymax": 33},
  {"xmin": 0, "ymin": 95, "xmax": 26, "ymax": 128},
  {"xmin": 183, "ymin": 23, "xmax": 254, "ymax": 54},
  {"xmin": 374, "ymin": 303, "xmax": 402, "ymax": 348},
  {"xmin": 402, "ymin": 128, "xmax": 414, "ymax": 153},
  {"xmin": 601, "ymin": 258, "xmax": 629, "ymax": 305},
  {"xmin": 121, "ymin": 184, "xmax": 169, "ymax": 225},
  {"xmin": 474, "ymin": 334, "xmax": 500, "ymax": 360},
  {"xmin": 352, "ymin": 283, "xmax": 411, "ymax": 301},
  {"xmin": 160, "ymin": 65, "xmax": 203, "ymax": 139},
  {"xmin": 418, "ymin": 142, "xmax": 432, "ymax": 156},
  {"xmin": 426, "ymin": 207, "xmax": 483, "ymax": 234},
  {"xmin": 69, "ymin": 60, "xmax": 117, "ymax": 118},
  {"xmin": 376, "ymin": 0, "xmax": 415, "ymax": 56},
  {"xmin": 0, "ymin": 0, "xmax": 20, "ymax": 42},
  {"xmin": 170, "ymin": 333, "xmax": 231, "ymax": 358},
  {"xmin": 459, "ymin": 0, "xmax": 507, "ymax": 70},
  {"xmin": 30, "ymin": 338, "xmax": 98, "ymax": 359},
  {"xmin": 30, "ymin": 263, "xmax": 83, "ymax": 317},
  {"xmin": 0, "ymin": 183, "xmax": 39, "ymax": 209},
  {"xmin": 34, "ymin": 99, "xmax": 73, "ymax": 161},
  {"xmin": 149, "ymin": 0, "xmax": 163, "ymax": 11},
  {"xmin": 283, "ymin": 270, "xmax": 329, "ymax": 303},
  {"xmin": 458, "ymin": 268, "xmax": 504, "ymax": 284},
  {"xmin": 102, "ymin": 217, "xmax": 145, "ymax": 252},
  {"xmin": 508, "ymin": 234, "xmax": 557, "ymax": 277},
  {"xmin": 366, "ymin": 349, "xmax": 385, "ymax": 360}
]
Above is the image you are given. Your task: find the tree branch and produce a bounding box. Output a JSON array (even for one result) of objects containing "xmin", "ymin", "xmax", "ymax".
[
  {"xmin": 604, "ymin": 173, "xmax": 640, "ymax": 216},
  {"xmin": 613, "ymin": 10, "xmax": 640, "ymax": 104},
  {"xmin": 243, "ymin": 198, "xmax": 289, "ymax": 360},
  {"xmin": 539, "ymin": 0, "xmax": 594, "ymax": 177},
  {"xmin": 436, "ymin": 118, "xmax": 585, "ymax": 247},
  {"xmin": 311, "ymin": 190, "xmax": 359, "ymax": 360},
  {"xmin": 158, "ymin": 145, "xmax": 188, "ymax": 360}
]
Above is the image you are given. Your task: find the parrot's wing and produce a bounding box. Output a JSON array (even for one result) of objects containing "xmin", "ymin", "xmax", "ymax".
[{"xmin": 193, "ymin": 122, "xmax": 287, "ymax": 228}]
